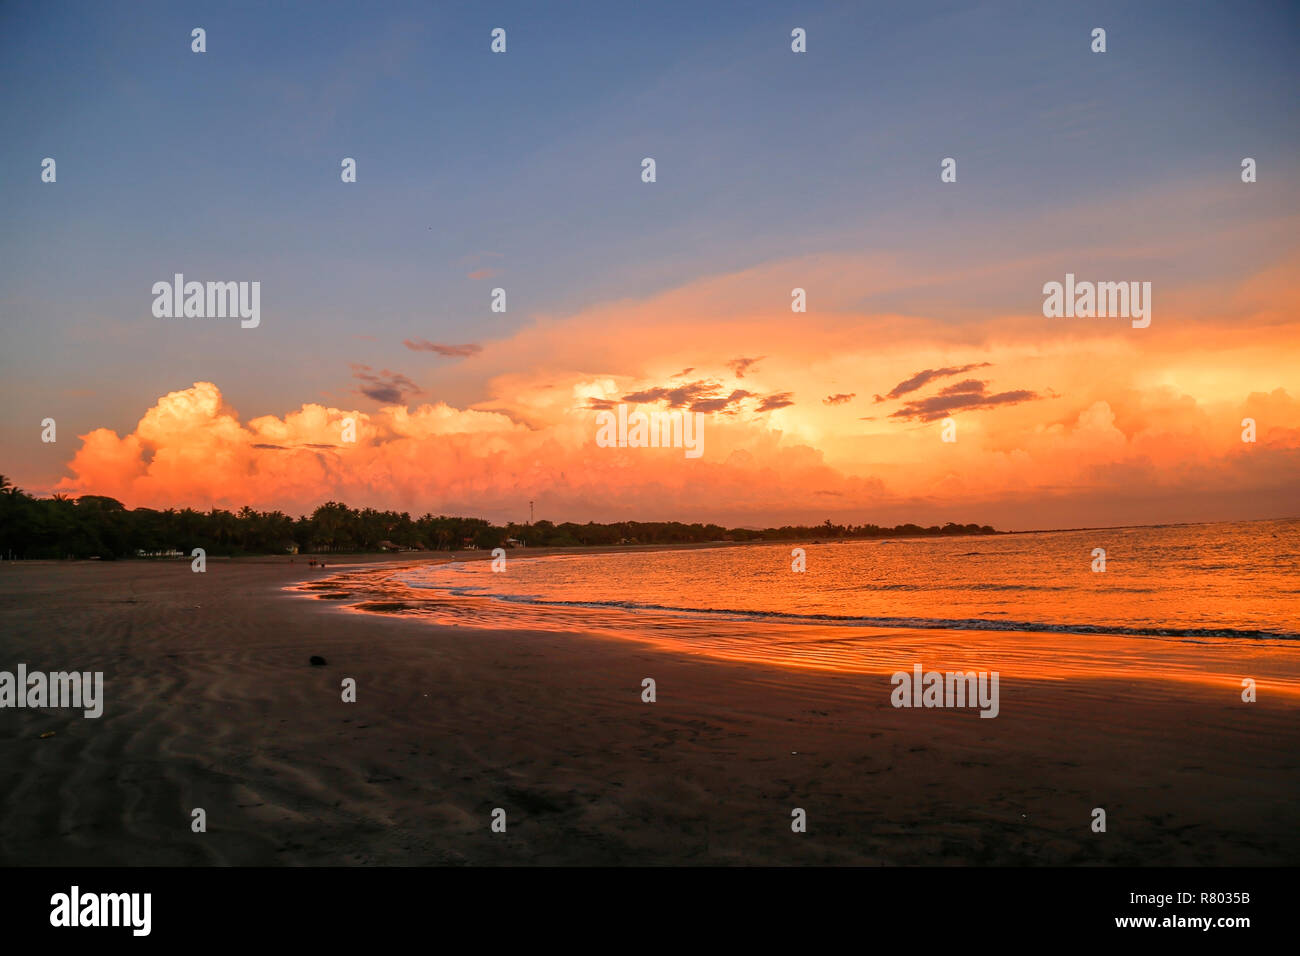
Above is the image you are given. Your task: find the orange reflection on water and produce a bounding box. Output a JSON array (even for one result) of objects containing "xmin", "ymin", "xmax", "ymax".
[
  {"xmin": 641, "ymin": 624, "xmax": 1300, "ymax": 697},
  {"xmin": 293, "ymin": 562, "xmax": 1300, "ymax": 698}
]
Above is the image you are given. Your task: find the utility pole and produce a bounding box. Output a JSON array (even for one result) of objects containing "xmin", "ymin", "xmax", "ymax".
[{"xmin": 529, "ymin": 500, "xmax": 534, "ymax": 525}]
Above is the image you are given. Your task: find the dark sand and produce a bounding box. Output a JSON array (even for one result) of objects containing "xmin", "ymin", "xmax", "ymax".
[{"xmin": 1, "ymin": 555, "xmax": 1297, "ymax": 865}]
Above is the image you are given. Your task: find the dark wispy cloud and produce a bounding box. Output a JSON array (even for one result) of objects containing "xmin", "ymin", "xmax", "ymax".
[
  {"xmin": 614, "ymin": 380, "xmax": 756, "ymax": 413},
  {"xmin": 690, "ymin": 389, "xmax": 754, "ymax": 413},
  {"xmin": 403, "ymin": 339, "xmax": 482, "ymax": 358},
  {"xmin": 620, "ymin": 381, "xmax": 718, "ymax": 408},
  {"xmin": 671, "ymin": 367, "xmax": 695, "ymax": 378},
  {"xmin": 889, "ymin": 384, "xmax": 1040, "ymax": 422},
  {"xmin": 585, "ymin": 378, "xmax": 791, "ymax": 415},
  {"xmin": 937, "ymin": 379, "xmax": 985, "ymax": 396},
  {"xmin": 875, "ymin": 362, "xmax": 992, "ymax": 402},
  {"xmin": 351, "ymin": 364, "xmax": 424, "ymax": 404},
  {"xmin": 727, "ymin": 356, "xmax": 764, "ymax": 378},
  {"xmin": 756, "ymin": 392, "xmax": 795, "ymax": 412},
  {"xmin": 823, "ymin": 393, "xmax": 855, "ymax": 405},
  {"xmin": 255, "ymin": 441, "xmax": 338, "ymax": 451}
]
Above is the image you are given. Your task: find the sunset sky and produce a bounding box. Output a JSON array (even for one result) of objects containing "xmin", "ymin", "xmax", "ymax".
[{"xmin": 2, "ymin": 0, "xmax": 1297, "ymax": 530}]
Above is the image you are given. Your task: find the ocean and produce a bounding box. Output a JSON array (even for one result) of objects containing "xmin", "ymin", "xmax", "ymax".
[
  {"xmin": 393, "ymin": 519, "xmax": 1299, "ymax": 640},
  {"xmin": 302, "ymin": 518, "xmax": 1300, "ymax": 689}
]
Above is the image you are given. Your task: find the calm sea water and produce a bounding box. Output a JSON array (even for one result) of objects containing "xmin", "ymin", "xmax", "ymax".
[{"xmin": 390, "ymin": 519, "xmax": 1300, "ymax": 640}]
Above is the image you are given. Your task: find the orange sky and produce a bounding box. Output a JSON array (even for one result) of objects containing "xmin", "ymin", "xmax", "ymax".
[{"xmin": 52, "ymin": 248, "xmax": 1300, "ymax": 530}]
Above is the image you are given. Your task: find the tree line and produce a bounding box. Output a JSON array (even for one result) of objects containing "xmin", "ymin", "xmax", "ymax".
[{"xmin": 0, "ymin": 475, "xmax": 998, "ymax": 559}]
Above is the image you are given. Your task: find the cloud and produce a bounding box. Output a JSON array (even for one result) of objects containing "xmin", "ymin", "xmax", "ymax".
[
  {"xmin": 613, "ymin": 380, "xmax": 757, "ymax": 414},
  {"xmin": 43, "ymin": 245, "xmax": 1300, "ymax": 530},
  {"xmin": 878, "ymin": 362, "xmax": 992, "ymax": 402},
  {"xmin": 890, "ymin": 385, "xmax": 1042, "ymax": 422},
  {"xmin": 727, "ymin": 357, "xmax": 763, "ymax": 378},
  {"xmin": 403, "ymin": 339, "xmax": 483, "ymax": 358},
  {"xmin": 823, "ymin": 393, "xmax": 855, "ymax": 405},
  {"xmin": 689, "ymin": 389, "xmax": 754, "ymax": 413},
  {"xmin": 54, "ymin": 381, "xmax": 890, "ymax": 523},
  {"xmin": 756, "ymin": 392, "xmax": 795, "ymax": 412},
  {"xmin": 620, "ymin": 381, "xmax": 711, "ymax": 408},
  {"xmin": 350, "ymin": 365, "xmax": 424, "ymax": 404},
  {"xmin": 466, "ymin": 268, "xmax": 500, "ymax": 280}
]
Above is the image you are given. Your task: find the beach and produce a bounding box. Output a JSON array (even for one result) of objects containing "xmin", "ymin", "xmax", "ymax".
[{"xmin": 1, "ymin": 551, "xmax": 1297, "ymax": 866}]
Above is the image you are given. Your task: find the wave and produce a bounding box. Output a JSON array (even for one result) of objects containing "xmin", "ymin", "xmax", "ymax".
[
  {"xmin": 390, "ymin": 575, "xmax": 1300, "ymax": 641},
  {"xmin": 405, "ymin": 574, "xmax": 1152, "ymax": 596}
]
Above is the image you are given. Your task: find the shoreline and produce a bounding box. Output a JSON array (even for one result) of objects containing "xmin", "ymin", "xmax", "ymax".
[{"xmin": 290, "ymin": 552, "xmax": 1300, "ymax": 698}]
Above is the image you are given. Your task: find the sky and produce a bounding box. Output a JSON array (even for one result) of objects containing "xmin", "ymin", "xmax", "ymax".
[{"xmin": 1, "ymin": 0, "xmax": 1297, "ymax": 531}]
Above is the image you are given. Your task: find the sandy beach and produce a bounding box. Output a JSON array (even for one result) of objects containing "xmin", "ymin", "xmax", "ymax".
[{"xmin": 1, "ymin": 554, "xmax": 1297, "ymax": 866}]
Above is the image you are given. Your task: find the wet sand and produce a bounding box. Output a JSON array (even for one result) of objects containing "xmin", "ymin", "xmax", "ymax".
[{"xmin": 1, "ymin": 555, "xmax": 1297, "ymax": 865}]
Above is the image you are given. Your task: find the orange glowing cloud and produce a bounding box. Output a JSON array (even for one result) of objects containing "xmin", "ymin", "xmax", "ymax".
[{"xmin": 53, "ymin": 247, "xmax": 1300, "ymax": 528}]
